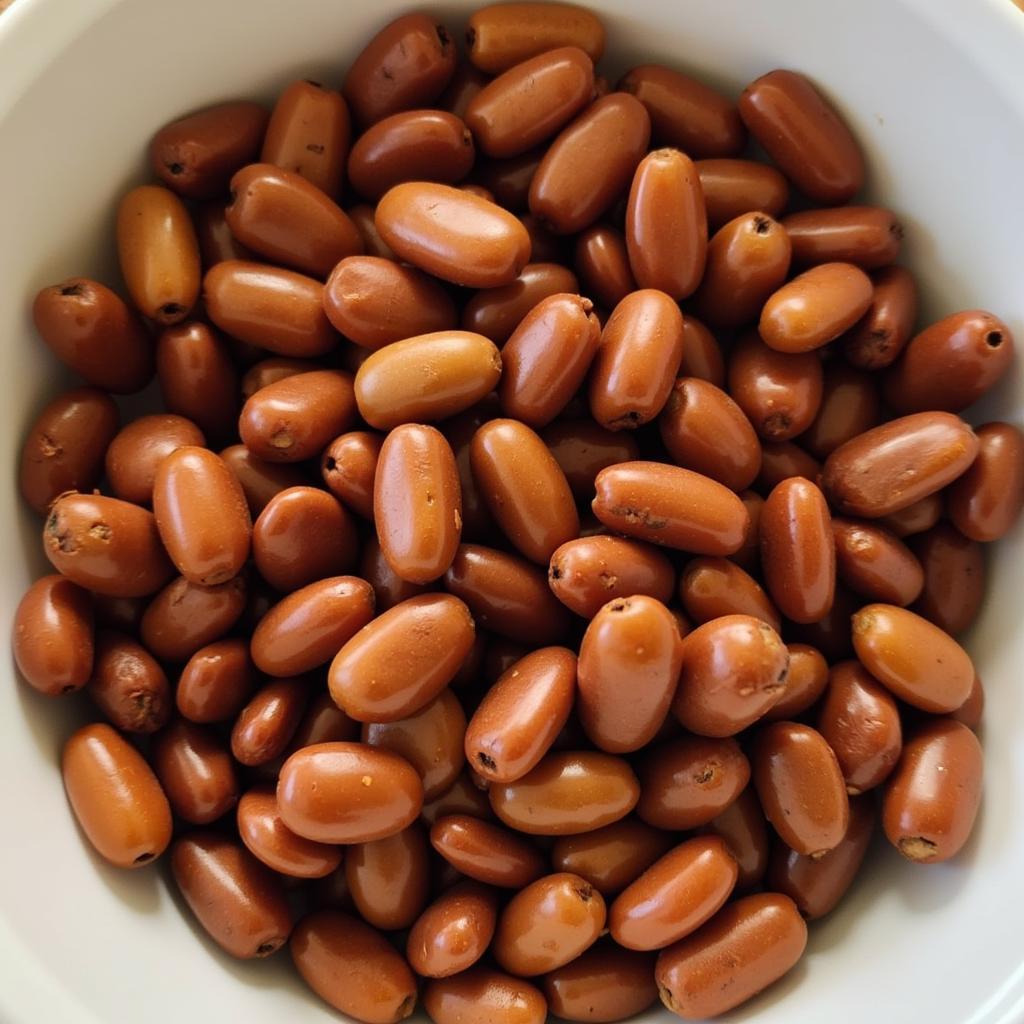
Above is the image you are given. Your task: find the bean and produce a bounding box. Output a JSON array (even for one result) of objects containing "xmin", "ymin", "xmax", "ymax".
[
  {"xmin": 700, "ymin": 785, "xmax": 770, "ymax": 890},
  {"xmin": 802, "ymin": 361, "xmax": 880, "ymax": 458},
  {"xmin": 431, "ymin": 814, "xmax": 546, "ymax": 887},
  {"xmin": 347, "ymin": 202, "xmax": 397, "ymax": 259},
  {"xmin": 911, "ymin": 523, "xmax": 986, "ymax": 635},
  {"xmin": 62, "ymin": 723, "xmax": 172, "ymax": 868},
  {"xmin": 87, "ymin": 630, "xmax": 170, "ymax": 733},
  {"xmin": 152, "ymin": 719, "xmax": 239, "ymax": 824},
  {"xmin": 467, "ymin": 3, "xmax": 604, "ymax": 73},
  {"xmin": 679, "ymin": 558, "xmax": 780, "ymax": 633},
  {"xmin": 544, "ymin": 941, "xmax": 658, "ymax": 1023},
  {"xmin": 477, "ymin": 147, "xmax": 544, "ymax": 211},
  {"xmin": 360, "ymin": 536, "xmax": 433, "ymax": 612},
  {"xmin": 784, "ymin": 206, "xmax": 902, "ymax": 269},
  {"xmin": 883, "ymin": 719, "xmax": 983, "ymax": 863},
  {"xmin": 947, "ymin": 422, "xmax": 1024, "ymax": 541},
  {"xmin": 732, "ymin": 489, "xmax": 766, "ymax": 573},
  {"xmin": 756, "ymin": 441, "xmax": 822, "ymax": 493},
  {"xmin": 424, "ymin": 968, "xmax": 545, "ymax": 1024},
  {"xmin": 465, "ymin": 263, "xmax": 580, "ymax": 345},
  {"xmin": 231, "ymin": 676, "xmax": 308, "ymax": 767},
  {"xmin": 420, "ymin": 773, "xmax": 495, "ymax": 827},
  {"xmin": 843, "ymin": 265, "xmax": 919, "ymax": 370},
  {"xmin": 407, "ymin": 881, "xmax": 499, "ymax": 978},
  {"xmin": 440, "ymin": 62, "xmax": 490, "ymax": 120},
  {"xmin": 346, "ymin": 825, "xmax": 430, "ymax": 930},
  {"xmin": 220, "ymin": 445, "xmax": 309, "ymax": 517},
  {"xmin": 322, "ymin": 431, "xmax": 383, "ymax": 519},
  {"xmin": 696, "ymin": 158, "xmax": 789, "ymax": 231},
  {"xmin": 194, "ymin": 200, "xmax": 254, "ymax": 267},
  {"xmin": 880, "ymin": 493, "xmax": 944, "ymax": 538},
  {"xmin": 141, "ymin": 575, "xmax": 247, "ymax": 662},
  {"xmin": 763, "ymin": 644, "xmax": 829, "ymax": 721},
  {"xmin": 573, "ymin": 225, "xmax": 635, "ymax": 309},
  {"xmin": 177, "ymin": 638, "xmax": 255, "ymax": 723},
  {"xmin": 106, "ymin": 414, "xmax": 205, "ymax": 506},
  {"xmin": 949, "ymin": 673, "xmax": 985, "ymax": 732},
  {"xmin": 832, "ymin": 517, "xmax": 923, "ymax": 605},
  {"xmin": 289, "ymin": 692, "xmax": 359, "ymax": 752}
]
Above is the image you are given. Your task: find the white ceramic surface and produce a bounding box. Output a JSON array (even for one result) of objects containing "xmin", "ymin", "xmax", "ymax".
[{"xmin": 1, "ymin": 0, "xmax": 1023, "ymax": 1021}]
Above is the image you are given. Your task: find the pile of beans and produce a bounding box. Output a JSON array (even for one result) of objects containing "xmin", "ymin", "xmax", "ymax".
[{"xmin": 12, "ymin": 3, "xmax": 1022, "ymax": 1021}]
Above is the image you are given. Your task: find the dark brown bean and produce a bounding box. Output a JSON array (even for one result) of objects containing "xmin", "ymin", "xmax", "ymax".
[
  {"xmin": 573, "ymin": 225, "xmax": 635, "ymax": 309},
  {"xmin": 947, "ymin": 422, "xmax": 1024, "ymax": 541},
  {"xmin": 700, "ymin": 785, "xmax": 770, "ymax": 890},
  {"xmin": 347, "ymin": 202, "xmax": 397, "ymax": 259},
  {"xmin": 880, "ymin": 493, "xmax": 944, "ymax": 539},
  {"xmin": 87, "ymin": 630, "xmax": 170, "ymax": 733},
  {"xmin": 843, "ymin": 265, "xmax": 919, "ymax": 370},
  {"xmin": 195, "ymin": 200, "xmax": 254, "ymax": 267},
  {"xmin": 802, "ymin": 361, "xmax": 881, "ymax": 458},
  {"xmin": 911, "ymin": 523, "xmax": 986, "ymax": 635}
]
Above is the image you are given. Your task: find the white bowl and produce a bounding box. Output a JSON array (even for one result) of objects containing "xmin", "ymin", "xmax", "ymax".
[{"xmin": 2, "ymin": 0, "xmax": 1023, "ymax": 1021}]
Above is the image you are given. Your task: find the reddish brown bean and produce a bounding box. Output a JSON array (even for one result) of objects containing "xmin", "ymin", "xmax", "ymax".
[
  {"xmin": 656, "ymin": 892, "xmax": 807, "ymax": 1018},
  {"xmin": 739, "ymin": 69, "xmax": 864, "ymax": 204},
  {"xmin": 62, "ymin": 723, "xmax": 172, "ymax": 868},
  {"xmin": 542, "ymin": 419, "xmax": 639, "ymax": 500},
  {"xmin": 117, "ymin": 185, "xmax": 200, "ymax": 324},
  {"xmin": 700, "ymin": 786, "xmax": 770, "ymax": 890},
  {"xmin": 322, "ymin": 431, "xmax": 382, "ymax": 519},
  {"xmin": 947, "ymin": 422, "xmax": 1024, "ymax": 541},
  {"xmin": 593, "ymin": 461, "xmax": 749, "ymax": 555},
  {"xmin": 544, "ymin": 942, "xmax": 657, "ymax": 1023},
  {"xmin": 408, "ymin": 881, "xmax": 499, "ymax": 978},
  {"xmin": 289, "ymin": 692, "xmax": 359, "ymax": 752},
  {"xmin": 150, "ymin": 101, "xmax": 267, "ymax": 198},
  {"xmin": 731, "ymin": 489, "xmax": 766, "ymax": 573},
  {"xmin": 431, "ymin": 814, "xmax": 545, "ymax": 887},
  {"xmin": 843, "ymin": 265, "xmax": 919, "ymax": 370},
  {"xmin": 220, "ymin": 445, "xmax": 308, "ymax": 517},
  {"xmin": 659, "ymin": 377, "xmax": 761, "ymax": 491},
  {"xmin": 696, "ymin": 158, "xmax": 789, "ymax": 231},
  {"xmin": 802, "ymin": 361, "xmax": 881, "ymax": 458},
  {"xmin": 760, "ymin": 262, "xmax": 874, "ymax": 354},
  {"xmin": 822, "ymin": 412, "xmax": 979, "ymax": 518},
  {"xmin": 763, "ymin": 644, "xmax": 829, "ymax": 722},
  {"xmin": 424, "ymin": 968, "xmax": 545, "ymax": 1024},
  {"xmin": 346, "ymin": 825, "xmax": 430, "ymax": 930},
  {"xmin": 573, "ymin": 225, "xmax": 635, "ymax": 309},
  {"xmin": 364, "ymin": 690, "xmax": 467, "ymax": 799},
  {"xmin": 105, "ymin": 414, "xmax": 205, "ymax": 507},
  {"xmin": 880, "ymin": 493, "xmax": 944, "ymax": 539},
  {"xmin": 347, "ymin": 202, "xmax": 397, "ymax": 259},
  {"xmin": 679, "ymin": 558, "xmax": 780, "ymax": 633},
  {"xmin": 262, "ymin": 80, "xmax": 350, "ymax": 197},
  {"xmin": 753, "ymin": 722, "xmax": 849, "ymax": 856},
  {"xmin": 911, "ymin": 523, "xmax": 986, "ymax": 635},
  {"xmin": 852, "ymin": 603, "xmax": 974, "ymax": 713},
  {"xmin": 551, "ymin": 819, "xmax": 673, "ymax": 896},
  {"xmin": 87, "ymin": 630, "xmax": 170, "ymax": 733},
  {"xmin": 152, "ymin": 718, "xmax": 239, "ymax": 824},
  {"xmin": 883, "ymin": 719, "xmax": 983, "ymax": 863},
  {"xmin": 728, "ymin": 331, "xmax": 823, "ymax": 441},
  {"xmin": 420, "ymin": 772, "xmax": 494, "ymax": 827},
  {"xmin": 832, "ymin": 517, "xmax": 923, "ymax": 606},
  {"xmin": 530, "ymin": 93, "xmax": 650, "ymax": 234},
  {"xmin": 360, "ymin": 537, "xmax": 433, "ymax": 613},
  {"xmin": 241, "ymin": 356, "xmax": 314, "ymax": 399},
  {"xmin": 757, "ymin": 441, "xmax": 822, "ymax": 493},
  {"xmin": 231, "ymin": 677, "xmax": 307, "ymax": 767},
  {"xmin": 578, "ymin": 596, "xmax": 682, "ymax": 753},
  {"xmin": 141, "ymin": 575, "xmax": 247, "ymax": 662},
  {"xmin": 195, "ymin": 200, "xmax": 254, "ymax": 267},
  {"xmin": 784, "ymin": 206, "xmax": 901, "ymax": 269},
  {"xmin": 884, "ymin": 310, "xmax": 1014, "ymax": 413},
  {"xmin": 19, "ymin": 388, "xmax": 119, "ymax": 514},
  {"xmin": 377, "ymin": 182, "xmax": 531, "ymax": 287},
  {"xmin": 950, "ymin": 674, "xmax": 985, "ymax": 731},
  {"xmin": 440, "ymin": 62, "xmax": 490, "ymax": 119},
  {"xmin": 176, "ymin": 638, "xmax": 254, "ymax": 723},
  {"xmin": 476, "ymin": 148, "xmax": 544, "ymax": 211},
  {"xmin": 278, "ymin": 742, "xmax": 423, "ymax": 844},
  {"xmin": 464, "ymin": 263, "xmax": 580, "ymax": 345},
  {"xmin": 32, "ymin": 278, "xmax": 153, "ymax": 393}
]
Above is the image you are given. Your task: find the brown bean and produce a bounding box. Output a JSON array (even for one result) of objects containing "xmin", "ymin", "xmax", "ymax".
[
  {"xmin": 471, "ymin": 419, "xmax": 578, "ymax": 563},
  {"xmin": 573, "ymin": 225, "xmax": 635, "ymax": 309},
  {"xmin": 761, "ymin": 477, "xmax": 835, "ymax": 624},
  {"xmin": 445, "ymin": 544, "xmax": 571, "ymax": 644},
  {"xmin": 548, "ymin": 536, "xmax": 674, "ymax": 619},
  {"xmin": 44, "ymin": 493, "xmax": 174, "ymax": 598},
  {"xmin": 672, "ymin": 317, "xmax": 723, "ymax": 389},
  {"xmin": 619, "ymin": 64, "xmax": 743, "ymax": 157},
  {"xmin": 467, "ymin": 3, "xmax": 604, "ymax": 73},
  {"xmin": 62, "ymin": 723, "xmax": 171, "ymax": 868},
  {"xmin": 231, "ymin": 677, "xmax": 308, "ymax": 767},
  {"xmin": 490, "ymin": 751, "xmax": 639, "ymax": 835},
  {"xmin": 695, "ymin": 212, "xmax": 791, "ymax": 327},
  {"xmin": 832, "ymin": 517, "xmax": 923, "ymax": 606},
  {"xmin": 551, "ymin": 818, "xmax": 673, "ymax": 896},
  {"xmin": 425, "ymin": 968, "xmax": 545, "ymax": 1024},
  {"xmin": 494, "ymin": 872, "xmax": 606, "ymax": 976},
  {"xmin": 731, "ymin": 489, "xmax": 765, "ymax": 573},
  {"xmin": 530, "ymin": 94, "xmax": 650, "ymax": 234},
  {"xmin": 636, "ymin": 736, "xmax": 750, "ymax": 831},
  {"xmin": 578, "ymin": 596, "xmax": 682, "ymax": 753},
  {"xmin": 950, "ymin": 673, "xmax": 985, "ymax": 731},
  {"xmin": 330, "ymin": 594, "xmax": 475, "ymax": 722},
  {"xmin": 911, "ymin": 523, "xmax": 986, "ymax": 635},
  {"xmin": 431, "ymin": 814, "xmax": 545, "ymax": 887},
  {"xmin": 542, "ymin": 419, "xmax": 640, "ymax": 500},
  {"xmin": 324, "ymin": 256, "xmax": 456, "ymax": 350},
  {"xmin": 679, "ymin": 558, "xmax": 780, "ymax": 633},
  {"xmin": 150, "ymin": 100, "xmax": 267, "ymax": 199},
  {"xmin": 346, "ymin": 825, "xmax": 430, "ymax": 930},
  {"xmin": 375, "ymin": 425, "xmax": 461, "ymax": 584},
  {"xmin": 753, "ymin": 721, "xmax": 849, "ymax": 856},
  {"xmin": 843, "ymin": 265, "xmax": 919, "ymax": 370},
  {"xmin": 673, "ymin": 615, "xmax": 788, "ymax": 737},
  {"xmin": 152, "ymin": 447, "xmax": 250, "ymax": 586},
  {"xmin": 440, "ymin": 61, "xmax": 490, "ymax": 119},
  {"xmin": 784, "ymin": 206, "xmax": 901, "ymax": 269},
  {"xmin": 656, "ymin": 892, "xmax": 807, "ymax": 1018},
  {"xmin": 757, "ymin": 441, "xmax": 822, "ymax": 493},
  {"xmin": 818, "ymin": 661, "xmax": 902, "ymax": 795},
  {"xmin": 322, "ymin": 431, "xmax": 383, "ymax": 518},
  {"xmin": 763, "ymin": 644, "xmax": 829, "ymax": 722},
  {"xmin": 116, "ymin": 185, "xmax": 200, "ymax": 324},
  {"xmin": 364, "ymin": 690, "xmax": 467, "ymax": 799},
  {"xmin": 464, "ymin": 264, "xmax": 580, "ymax": 346},
  {"xmin": 465, "ymin": 647, "xmax": 575, "ymax": 783},
  {"xmin": 32, "ymin": 278, "xmax": 153, "ymax": 393},
  {"xmin": 768, "ymin": 793, "xmax": 874, "ymax": 920},
  {"xmin": 152, "ymin": 718, "xmax": 238, "ymax": 824},
  {"xmin": 883, "ymin": 719, "xmax": 983, "ymax": 863},
  {"xmin": 220, "ymin": 444, "xmax": 308, "ymax": 517},
  {"xmin": 700, "ymin": 785, "xmax": 770, "ymax": 890},
  {"xmin": 728, "ymin": 331, "xmax": 823, "ymax": 441},
  {"xmin": 593, "ymin": 461, "xmax": 749, "ymax": 555},
  {"xmin": 289, "ymin": 692, "xmax": 359, "ymax": 752},
  {"xmin": 19, "ymin": 388, "xmax": 119, "ymax": 514},
  {"xmin": 544, "ymin": 941, "xmax": 658, "ymax": 1023},
  {"xmin": 880, "ymin": 493, "xmax": 944, "ymax": 539},
  {"xmin": 262, "ymin": 80, "xmax": 350, "ymax": 197},
  {"xmin": 852, "ymin": 603, "xmax": 974, "ymax": 713},
  {"xmin": 195, "ymin": 200, "xmax": 254, "ymax": 267},
  {"xmin": 760, "ymin": 262, "xmax": 874, "ymax": 353},
  {"xmin": 625, "ymin": 149, "xmax": 707, "ymax": 299},
  {"xmin": 467, "ymin": 46, "xmax": 593, "ymax": 159},
  {"xmin": 884, "ymin": 310, "xmax": 1014, "ymax": 413},
  {"xmin": 355, "ymin": 330, "xmax": 502, "ymax": 430},
  {"xmin": 240, "ymin": 369, "xmax": 355, "ymax": 463},
  {"xmin": 141, "ymin": 575, "xmax": 247, "ymax": 662},
  {"xmin": 87, "ymin": 630, "xmax": 170, "ymax": 733},
  {"xmin": 105, "ymin": 414, "xmax": 205, "ymax": 507},
  {"xmin": 476, "ymin": 147, "xmax": 544, "ymax": 211},
  {"xmin": 802, "ymin": 361, "xmax": 881, "ymax": 458},
  {"xmin": 377, "ymin": 182, "xmax": 531, "ymax": 287},
  {"xmin": 947, "ymin": 422, "xmax": 1024, "ymax": 541},
  {"xmin": 251, "ymin": 576, "xmax": 375, "ymax": 677},
  {"xmin": 347, "ymin": 202, "xmax": 397, "ymax": 259},
  {"xmin": 421, "ymin": 772, "xmax": 494, "ymax": 827},
  {"xmin": 659, "ymin": 377, "xmax": 762, "ymax": 491},
  {"xmin": 177, "ymin": 638, "xmax": 255, "ymax": 723},
  {"xmin": 278, "ymin": 742, "xmax": 423, "ymax": 843},
  {"xmin": 611, "ymin": 835, "xmax": 739, "ymax": 955},
  {"xmin": 589, "ymin": 288, "xmax": 684, "ymax": 432},
  {"xmin": 344, "ymin": 13, "xmax": 455, "ymax": 125},
  {"xmin": 407, "ymin": 881, "xmax": 498, "ymax": 978},
  {"xmin": 13, "ymin": 575, "xmax": 94, "ymax": 696},
  {"xmin": 739, "ymin": 69, "xmax": 863, "ymax": 204},
  {"xmin": 822, "ymin": 412, "xmax": 979, "ymax": 518},
  {"xmin": 360, "ymin": 536, "xmax": 433, "ymax": 612},
  {"xmin": 696, "ymin": 158, "xmax": 790, "ymax": 231}
]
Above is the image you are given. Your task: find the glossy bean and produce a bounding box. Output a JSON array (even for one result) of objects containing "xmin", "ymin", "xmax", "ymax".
[
  {"xmin": 476, "ymin": 148, "xmax": 544, "ymax": 211},
  {"xmin": 152, "ymin": 719, "xmax": 239, "ymax": 824},
  {"xmin": 431, "ymin": 814, "xmax": 546, "ymax": 887},
  {"xmin": 346, "ymin": 825, "xmax": 430, "ymax": 930},
  {"xmin": 832, "ymin": 517, "xmax": 923, "ymax": 606},
  {"xmin": 322, "ymin": 431, "xmax": 383, "ymax": 519},
  {"xmin": 440, "ymin": 62, "xmax": 490, "ymax": 119},
  {"xmin": 947, "ymin": 422, "xmax": 1024, "ymax": 541},
  {"xmin": 802, "ymin": 361, "xmax": 880, "ymax": 458},
  {"xmin": 679, "ymin": 558, "xmax": 780, "ymax": 633},
  {"xmin": 763, "ymin": 644, "xmax": 829, "ymax": 722},
  {"xmin": 843, "ymin": 265, "xmax": 918, "ymax": 370},
  {"xmin": 106, "ymin": 414, "xmax": 206, "ymax": 506},
  {"xmin": 231, "ymin": 677, "xmax": 308, "ymax": 767},
  {"xmin": 911, "ymin": 523, "xmax": 986, "ymax": 635},
  {"xmin": 880, "ymin": 493, "xmax": 944, "ymax": 538},
  {"xmin": 784, "ymin": 206, "xmax": 901, "ymax": 269},
  {"xmin": 467, "ymin": 3, "xmax": 604, "ymax": 73},
  {"xmin": 756, "ymin": 441, "xmax": 822, "ymax": 493},
  {"xmin": 360, "ymin": 536, "xmax": 433, "ymax": 612},
  {"xmin": 176, "ymin": 638, "xmax": 255, "ymax": 723},
  {"xmin": 424, "ymin": 968, "xmax": 545, "ymax": 1024},
  {"xmin": 700, "ymin": 786, "xmax": 770, "ymax": 891},
  {"xmin": 195, "ymin": 200, "xmax": 254, "ymax": 267},
  {"xmin": 420, "ymin": 772, "xmax": 495, "ymax": 827},
  {"xmin": 950, "ymin": 674, "xmax": 985, "ymax": 731},
  {"xmin": 696, "ymin": 158, "xmax": 789, "ymax": 231},
  {"xmin": 87, "ymin": 630, "xmax": 170, "ymax": 733},
  {"xmin": 573, "ymin": 225, "xmax": 635, "ymax": 310},
  {"xmin": 408, "ymin": 881, "xmax": 499, "ymax": 978},
  {"xmin": 220, "ymin": 444, "xmax": 309, "ymax": 517},
  {"xmin": 551, "ymin": 818, "xmax": 673, "ymax": 896},
  {"xmin": 141, "ymin": 575, "xmax": 247, "ymax": 662},
  {"xmin": 544, "ymin": 942, "xmax": 657, "ymax": 1023},
  {"xmin": 347, "ymin": 202, "xmax": 397, "ymax": 259}
]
